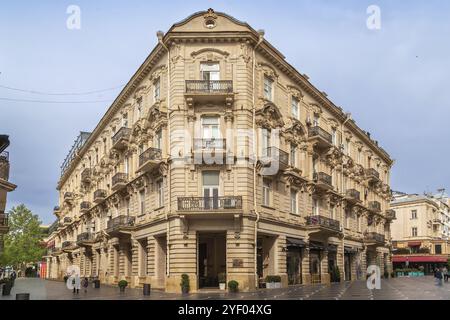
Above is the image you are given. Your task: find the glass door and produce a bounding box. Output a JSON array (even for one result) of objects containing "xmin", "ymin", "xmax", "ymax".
[
  {"xmin": 201, "ymin": 117, "xmax": 220, "ymax": 149},
  {"xmin": 201, "ymin": 62, "xmax": 220, "ymax": 91},
  {"xmin": 202, "ymin": 171, "xmax": 219, "ymax": 209}
]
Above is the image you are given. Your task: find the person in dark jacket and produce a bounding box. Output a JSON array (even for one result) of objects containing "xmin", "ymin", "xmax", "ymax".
[
  {"xmin": 82, "ymin": 277, "xmax": 89, "ymax": 293},
  {"xmin": 435, "ymin": 268, "xmax": 443, "ymax": 286}
]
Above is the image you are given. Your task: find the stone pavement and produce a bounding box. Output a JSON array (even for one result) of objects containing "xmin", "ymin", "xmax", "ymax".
[{"xmin": 1, "ymin": 276, "xmax": 450, "ymax": 300}]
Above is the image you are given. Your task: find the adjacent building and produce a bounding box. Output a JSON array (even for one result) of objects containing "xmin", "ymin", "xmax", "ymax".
[
  {"xmin": 391, "ymin": 191, "xmax": 450, "ymax": 274},
  {"xmin": 0, "ymin": 135, "xmax": 17, "ymax": 256},
  {"xmin": 44, "ymin": 9, "xmax": 394, "ymax": 292}
]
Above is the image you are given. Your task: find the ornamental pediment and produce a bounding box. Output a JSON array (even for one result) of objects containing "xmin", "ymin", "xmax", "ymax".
[
  {"xmin": 255, "ymin": 100, "xmax": 285, "ymax": 128},
  {"xmin": 282, "ymin": 118, "xmax": 307, "ymax": 143}
]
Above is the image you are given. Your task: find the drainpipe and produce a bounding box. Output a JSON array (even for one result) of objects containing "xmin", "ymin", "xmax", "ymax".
[
  {"xmin": 340, "ymin": 113, "xmax": 351, "ymax": 280},
  {"xmin": 158, "ymin": 31, "xmax": 171, "ymax": 277},
  {"xmin": 253, "ymin": 30, "xmax": 265, "ymax": 289}
]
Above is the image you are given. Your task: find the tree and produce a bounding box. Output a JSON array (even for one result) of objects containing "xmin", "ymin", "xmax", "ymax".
[{"xmin": 0, "ymin": 204, "xmax": 46, "ymax": 273}]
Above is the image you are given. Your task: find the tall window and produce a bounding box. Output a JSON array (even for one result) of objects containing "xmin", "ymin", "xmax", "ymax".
[
  {"xmin": 412, "ymin": 227, "xmax": 418, "ymax": 237},
  {"xmin": 262, "ymin": 128, "xmax": 271, "ymax": 157},
  {"xmin": 103, "ymin": 138, "xmax": 107, "ymax": 155},
  {"xmin": 411, "ymin": 210, "xmax": 418, "ymax": 219},
  {"xmin": 331, "ymin": 129, "xmax": 337, "ymax": 146},
  {"xmin": 202, "ymin": 116, "xmax": 220, "ymax": 139},
  {"xmin": 126, "ymin": 198, "xmax": 130, "ymax": 216},
  {"xmin": 201, "ymin": 62, "xmax": 220, "ymax": 81},
  {"xmin": 154, "ymin": 78, "xmax": 161, "ymax": 101},
  {"xmin": 262, "ymin": 179, "xmax": 271, "ymax": 207},
  {"xmin": 312, "ymin": 198, "xmax": 319, "ymax": 216},
  {"xmin": 264, "ymin": 76, "xmax": 273, "ymax": 101},
  {"xmin": 155, "ymin": 129, "xmax": 162, "ymax": 150},
  {"xmin": 203, "ymin": 171, "xmax": 219, "ymax": 209},
  {"xmin": 122, "ymin": 113, "xmax": 128, "ymax": 128},
  {"xmin": 313, "ymin": 114, "xmax": 320, "ymax": 127},
  {"xmin": 139, "ymin": 190, "xmax": 145, "ymax": 215},
  {"xmin": 291, "ymin": 97, "xmax": 299, "ymax": 119},
  {"xmin": 136, "ymin": 99, "xmax": 142, "ymax": 120},
  {"xmin": 157, "ymin": 180, "xmax": 164, "ymax": 207},
  {"xmin": 290, "ymin": 189, "xmax": 298, "ymax": 215},
  {"xmin": 290, "ymin": 143, "xmax": 296, "ymax": 167},
  {"xmin": 124, "ymin": 156, "xmax": 129, "ymax": 174},
  {"xmin": 345, "ymin": 210, "xmax": 351, "ymax": 229}
]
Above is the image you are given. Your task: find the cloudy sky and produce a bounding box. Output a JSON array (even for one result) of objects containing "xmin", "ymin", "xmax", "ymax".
[{"xmin": 1, "ymin": 0, "xmax": 449, "ymax": 224}]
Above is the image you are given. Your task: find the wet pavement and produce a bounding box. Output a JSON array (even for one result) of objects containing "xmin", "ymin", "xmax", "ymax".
[{"xmin": 1, "ymin": 276, "xmax": 449, "ymax": 300}]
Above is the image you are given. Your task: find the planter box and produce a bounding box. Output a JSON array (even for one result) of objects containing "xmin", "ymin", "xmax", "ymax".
[
  {"xmin": 266, "ymin": 282, "xmax": 282, "ymax": 289},
  {"xmin": 219, "ymin": 283, "xmax": 226, "ymax": 290}
]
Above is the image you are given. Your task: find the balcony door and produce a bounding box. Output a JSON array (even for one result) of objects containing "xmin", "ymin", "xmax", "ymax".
[
  {"xmin": 262, "ymin": 128, "xmax": 271, "ymax": 157},
  {"xmin": 201, "ymin": 62, "xmax": 220, "ymax": 91},
  {"xmin": 203, "ymin": 171, "xmax": 219, "ymax": 209},
  {"xmin": 201, "ymin": 117, "xmax": 221, "ymax": 149}
]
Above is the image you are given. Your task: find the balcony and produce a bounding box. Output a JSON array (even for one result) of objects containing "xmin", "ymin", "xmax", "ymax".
[
  {"xmin": 365, "ymin": 168, "xmax": 380, "ymax": 183},
  {"xmin": 178, "ymin": 196, "xmax": 243, "ymax": 212},
  {"xmin": 0, "ymin": 213, "xmax": 9, "ymax": 233},
  {"xmin": 193, "ymin": 139, "xmax": 227, "ymax": 164},
  {"xmin": 81, "ymin": 168, "xmax": 92, "ymax": 184},
  {"xmin": 261, "ymin": 147, "xmax": 289, "ymax": 174},
  {"xmin": 53, "ymin": 206, "xmax": 61, "ymax": 217},
  {"xmin": 368, "ymin": 201, "xmax": 381, "ymax": 213},
  {"xmin": 61, "ymin": 241, "xmax": 77, "ymax": 252},
  {"xmin": 305, "ymin": 215, "xmax": 341, "ymax": 233},
  {"xmin": 50, "ymin": 247, "xmax": 62, "ymax": 256},
  {"xmin": 138, "ymin": 147, "xmax": 163, "ymax": 172},
  {"xmin": 186, "ymin": 80, "xmax": 233, "ymax": 94},
  {"xmin": 48, "ymin": 221, "xmax": 59, "ymax": 234},
  {"xmin": 308, "ymin": 126, "xmax": 333, "ymax": 149},
  {"xmin": 112, "ymin": 173, "xmax": 128, "ymax": 191},
  {"xmin": 93, "ymin": 189, "xmax": 107, "ymax": 204},
  {"xmin": 80, "ymin": 201, "xmax": 91, "ymax": 213},
  {"xmin": 364, "ymin": 232, "xmax": 385, "ymax": 245},
  {"xmin": 0, "ymin": 151, "xmax": 10, "ymax": 181},
  {"xmin": 106, "ymin": 216, "xmax": 135, "ymax": 236},
  {"xmin": 112, "ymin": 127, "xmax": 131, "ymax": 150},
  {"xmin": 346, "ymin": 189, "xmax": 361, "ymax": 204},
  {"xmin": 385, "ymin": 209, "xmax": 396, "ymax": 220},
  {"xmin": 313, "ymin": 172, "xmax": 333, "ymax": 191},
  {"xmin": 64, "ymin": 192, "xmax": 74, "ymax": 203},
  {"xmin": 63, "ymin": 217, "xmax": 72, "ymax": 224},
  {"xmin": 77, "ymin": 232, "xmax": 96, "ymax": 246}
]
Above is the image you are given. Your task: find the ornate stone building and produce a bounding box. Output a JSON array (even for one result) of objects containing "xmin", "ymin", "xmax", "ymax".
[
  {"xmin": 44, "ymin": 9, "xmax": 394, "ymax": 292},
  {"xmin": 0, "ymin": 135, "xmax": 17, "ymax": 256}
]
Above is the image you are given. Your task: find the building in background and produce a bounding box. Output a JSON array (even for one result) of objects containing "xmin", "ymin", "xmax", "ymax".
[
  {"xmin": 44, "ymin": 9, "xmax": 394, "ymax": 292},
  {"xmin": 0, "ymin": 135, "xmax": 17, "ymax": 256},
  {"xmin": 391, "ymin": 191, "xmax": 450, "ymax": 274}
]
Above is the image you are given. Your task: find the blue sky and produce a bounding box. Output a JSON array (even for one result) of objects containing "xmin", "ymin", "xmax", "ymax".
[{"xmin": 1, "ymin": 1, "xmax": 449, "ymax": 224}]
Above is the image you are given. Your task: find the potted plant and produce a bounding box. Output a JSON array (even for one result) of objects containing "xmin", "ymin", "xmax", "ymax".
[
  {"xmin": 118, "ymin": 280, "xmax": 128, "ymax": 293},
  {"xmin": 218, "ymin": 273, "xmax": 226, "ymax": 290},
  {"xmin": 1, "ymin": 278, "xmax": 13, "ymax": 296},
  {"xmin": 180, "ymin": 274, "xmax": 190, "ymax": 294},
  {"xmin": 265, "ymin": 275, "xmax": 282, "ymax": 289},
  {"xmin": 228, "ymin": 280, "xmax": 239, "ymax": 293}
]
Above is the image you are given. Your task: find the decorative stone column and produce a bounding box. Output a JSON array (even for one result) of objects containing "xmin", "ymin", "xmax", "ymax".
[
  {"xmin": 337, "ymin": 242, "xmax": 345, "ymax": 282},
  {"xmin": 321, "ymin": 249, "xmax": 330, "ymax": 284},
  {"xmin": 302, "ymin": 247, "xmax": 311, "ymax": 285}
]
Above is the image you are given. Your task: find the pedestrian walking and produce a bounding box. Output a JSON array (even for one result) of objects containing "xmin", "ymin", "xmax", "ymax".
[
  {"xmin": 443, "ymin": 267, "xmax": 448, "ymax": 283},
  {"xmin": 72, "ymin": 274, "xmax": 81, "ymax": 294},
  {"xmin": 435, "ymin": 268, "xmax": 443, "ymax": 286},
  {"xmin": 82, "ymin": 277, "xmax": 89, "ymax": 293}
]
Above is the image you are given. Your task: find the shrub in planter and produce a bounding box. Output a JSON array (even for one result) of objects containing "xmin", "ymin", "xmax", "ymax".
[
  {"xmin": 218, "ymin": 273, "xmax": 226, "ymax": 290},
  {"xmin": 265, "ymin": 275, "xmax": 282, "ymax": 289},
  {"xmin": 228, "ymin": 280, "xmax": 239, "ymax": 292},
  {"xmin": 180, "ymin": 274, "xmax": 190, "ymax": 294},
  {"xmin": 2, "ymin": 279, "xmax": 13, "ymax": 296},
  {"xmin": 118, "ymin": 280, "xmax": 128, "ymax": 292}
]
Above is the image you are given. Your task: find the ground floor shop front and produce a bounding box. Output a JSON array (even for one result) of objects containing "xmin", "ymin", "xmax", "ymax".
[{"xmin": 44, "ymin": 217, "xmax": 392, "ymax": 293}]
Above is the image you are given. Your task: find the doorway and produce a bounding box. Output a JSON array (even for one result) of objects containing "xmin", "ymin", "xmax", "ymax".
[
  {"xmin": 198, "ymin": 233, "xmax": 226, "ymax": 289},
  {"xmin": 344, "ymin": 254, "xmax": 352, "ymax": 281},
  {"xmin": 287, "ymin": 248, "xmax": 302, "ymax": 285}
]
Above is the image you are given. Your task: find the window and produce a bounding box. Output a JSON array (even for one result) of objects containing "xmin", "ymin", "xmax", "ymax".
[
  {"xmin": 435, "ymin": 244, "xmax": 442, "ymax": 254},
  {"xmin": 290, "ymin": 143, "xmax": 296, "ymax": 167},
  {"xmin": 291, "ymin": 97, "xmax": 299, "ymax": 119},
  {"xmin": 124, "ymin": 156, "xmax": 129, "ymax": 174},
  {"xmin": 290, "ymin": 189, "xmax": 298, "ymax": 215},
  {"xmin": 157, "ymin": 180, "xmax": 164, "ymax": 207},
  {"xmin": 201, "ymin": 62, "xmax": 220, "ymax": 81},
  {"xmin": 412, "ymin": 227, "xmax": 418, "ymax": 237},
  {"xmin": 136, "ymin": 99, "xmax": 142, "ymax": 120},
  {"xmin": 411, "ymin": 210, "xmax": 417, "ymax": 219},
  {"xmin": 312, "ymin": 198, "xmax": 319, "ymax": 216},
  {"xmin": 154, "ymin": 78, "xmax": 161, "ymax": 101},
  {"xmin": 262, "ymin": 179, "xmax": 271, "ymax": 207},
  {"xmin": 203, "ymin": 171, "xmax": 220, "ymax": 209},
  {"xmin": 331, "ymin": 129, "xmax": 337, "ymax": 146},
  {"xmin": 122, "ymin": 114, "xmax": 128, "ymax": 128},
  {"xmin": 139, "ymin": 190, "xmax": 145, "ymax": 215},
  {"xmin": 345, "ymin": 210, "xmax": 351, "ymax": 229},
  {"xmin": 103, "ymin": 138, "xmax": 107, "ymax": 155},
  {"xmin": 264, "ymin": 76, "xmax": 273, "ymax": 101},
  {"xmin": 313, "ymin": 114, "xmax": 320, "ymax": 127},
  {"xmin": 202, "ymin": 116, "xmax": 220, "ymax": 140},
  {"xmin": 262, "ymin": 128, "xmax": 271, "ymax": 157},
  {"xmin": 155, "ymin": 129, "xmax": 162, "ymax": 150}
]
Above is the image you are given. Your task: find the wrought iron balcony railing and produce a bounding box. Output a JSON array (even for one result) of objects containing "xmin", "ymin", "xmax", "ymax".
[
  {"xmin": 364, "ymin": 232, "xmax": 385, "ymax": 243},
  {"xmin": 94, "ymin": 189, "xmax": 107, "ymax": 202},
  {"xmin": 138, "ymin": 147, "xmax": 162, "ymax": 168},
  {"xmin": 308, "ymin": 126, "xmax": 333, "ymax": 144},
  {"xmin": 261, "ymin": 147, "xmax": 289, "ymax": 170},
  {"xmin": 64, "ymin": 192, "xmax": 74, "ymax": 201},
  {"xmin": 178, "ymin": 196, "xmax": 243, "ymax": 211},
  {"xmin": 346, "ymin": 189, "xmax": 361, "ymax": 202},
  {"xmin": 112, "ymin": 127, "xmax": 131, "ymax": 146},
  {"xmin": 63, "ymin": 217, "xmax": 72, "ymax": 224},
  {"xmin": 112, "ymin": 173, "xmax": 128, "ymax": 189},
  {"xmin": 0, "ymin": 213, "xmax": 8, "ymax": 227},
  {"xmin": 313, "ymin": 172, "xmax": 333, "ymax": 187},
  {"xmin": 386, "ymin": 209, "xmax": 396, "ymax": 220},
  {"xmin": 369, "ymin": 201, "xmax": 381, "ymax": 212},
  {"xmin": 194, "ymin": 139, "xmax": 226, "ymax": 150},
  {"xmin": 80, "ymin": 201, "xmax": 91, "ymax": 212},
  {"xmin": 48, "ymin": 220, "xmax": 59, "ymax": 234},
  {"xmin": 365, "ymin": 168, "xmax": 380, "ymax": 180},
  {"xmin": 186, "ymin": 80, "xmax": 233, "ymax": 94},
  {"xmin": 81, "ymin": 168, "xmax": 92, "ymax": 182},
  {"xmin": 107, "ymin": 215, "xmax": 135, "ymax": 231},
  {"xmin": 77, "ymin": 232, "xmax": 95, "ymax": 244},
  {"xmin": 305, "ymin": 215, "xmax": 340, "ymax": 232},
  {"xmin": 62, "ymin": 241, "xmax": 75, "ymax": 249}
]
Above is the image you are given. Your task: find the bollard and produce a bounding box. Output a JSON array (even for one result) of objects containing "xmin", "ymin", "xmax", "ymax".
[
  {"xmin": 16, "ymin": 293, "xmax": 30, "ymax": 300},
  {"xmin": 143, "ymin": 283, "xmax": 151, "ymax": 296}
]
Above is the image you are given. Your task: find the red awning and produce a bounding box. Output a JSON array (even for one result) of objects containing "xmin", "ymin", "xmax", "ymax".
[
  {"xmin": 393, "ymin": 255, "xmax": 448, "ymax": 263},
  {"xmin": 407, "ymin": 241, "xmax": 422, "ymax": 247}
]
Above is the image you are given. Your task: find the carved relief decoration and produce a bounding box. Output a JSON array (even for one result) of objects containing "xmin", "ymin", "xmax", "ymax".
[{"xmin": 255, "ymin": 101, "xmax": 285, "ymax": 129}]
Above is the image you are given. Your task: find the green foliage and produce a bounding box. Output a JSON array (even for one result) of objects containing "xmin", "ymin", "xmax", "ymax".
[
  {"xmin": 265, "ymin": 275, "xmax": 281, "ymax": 283},
  {"xmin": 118, "ymin": 280, "xmax": 128, "ymax": 288},
  {"xmin": 180, "ymin": 274, "xmax": 190, "ymax": 290},
  {"xmin": 333, "ymin": 266, "xmax": 341, "ymax": 282},
  {"xmin": 394, "ymin": 248, "xmax": 410, "ymax": 255},
  {"xmin": 228, "ymin": 280, "xmax": 239, "ymax": 292},
  {"xmin": 0, "ymin": 205, "xmax": 46, "ymax": 269}
]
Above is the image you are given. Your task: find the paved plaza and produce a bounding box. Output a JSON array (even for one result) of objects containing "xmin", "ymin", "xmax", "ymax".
[{"xmin": 1, "ymin": 277, "xmax": 450, "ymax": 300}]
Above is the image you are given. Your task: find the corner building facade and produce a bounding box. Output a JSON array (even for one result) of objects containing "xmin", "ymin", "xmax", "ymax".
[{"xmin": 44, "ymin": 10, "xmax": 394, "ymax": 292}]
